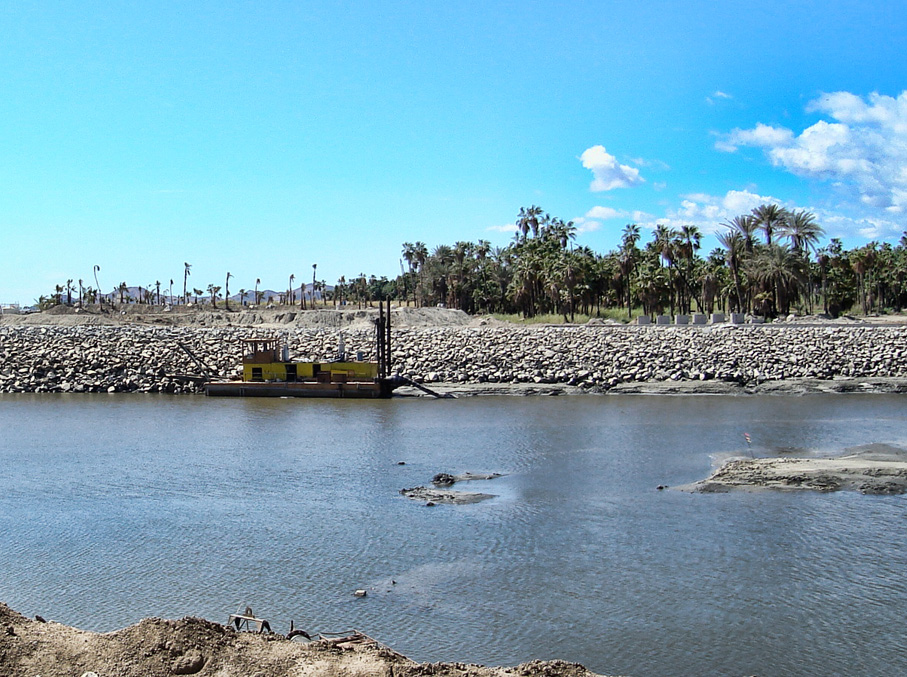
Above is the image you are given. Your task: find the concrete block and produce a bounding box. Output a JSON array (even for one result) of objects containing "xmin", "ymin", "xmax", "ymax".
[
  {"xmin": 655, "ymin": 315, "xmax": 672, "ymax": 325},
  {"xmin": 710, "ymin": 313, "xmax": 726, "ymax": 324},
  {"xmin": 729, "ymin": 313, "xmax": 745, "ymax": 324},
  {"xmin": 636, "ymin": 315, "xmax": 651, "ymax": 325},
  {"xmin": 674, "ymin": 315, "xmax": 690, "ymax": 325},
  {"xmin": 692, "ymin": 314, "xmax": 707, "ymax": 325}
]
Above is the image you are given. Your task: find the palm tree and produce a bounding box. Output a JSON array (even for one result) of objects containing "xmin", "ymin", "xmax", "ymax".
[
  {"xmin": 516, "ymin": 205, "xmax": 543, "ymax": 242},
  {"xmin": 207, "ymin": 284, "xmax": 221, "ymax": 308},
  {"xmin": 118, "ymin": 282, "xmax": 128, "ymax": 305},
  {"xmin": 183, "ymin": 263, "xmax": 192, "ymax": 305},
  {"xmin": 677, "ymin": 225, "xmax": 702, "ymax": 313},
  {"xmin": 652, "ymin": 225, "xmax": 679, "ymax": 313},
  {"xmin": 780, "ymin": 210, "xmax": 824, "ymax": 311},
  {"xmin": 621, "ymin": 223, "xmax": 641, "ymax": 249},
  {"xmin": 337, "ymin": 275, "xmax": 347, "ymax": 306},
  {"xmin": 751, "ymin": 203, "xmax": 788, "ymax": 246},
  {"xmin": 402, "ymin": 243, "xmax": 417, "ymax": 307},
  {"xmin": 78, "ymin": 279, "xmax": 84, "ymax": 308},
  {"xmin": 716, "ymin": 229, "xmax": 746, "ymax": 312},
  {"xmin": 93, "ymin": 265, "xmax": 102, "ymax": 308},
  {"xmin": 193, "ymin": 288, "xmax": 203, "ymax": 304},
  {"xmin": 781, "ymin": 210, "xmax": 824, "ymax": 256},
  {"xmin": 224, "ymin": 272, "xmax": 233, "ymax": 311},
  {"xmin": 652, "ymin": 225, "xmax": 676, "ymax": 267},
  {"xmin": 288, "ymin": 274, "xmax": 295, "ymax": 306},
  {"xmin": 306, "ymin": 263, "xmax": 317, "ymax": 309},
  {"xmin": 254, "ymin": 278, "xmax": 261, "ymax": 305},
  {"xmin": 815, "ymin": 246, "xmax": 828, "ymax": 311},
  {"xmin": 725, "ymin": 214, "xmax": 758, "ymax": 254},
  {"xmin": 155, "ymin": 281, "xmax": 161, "ymax": 305},
  {"xmin": 746, "ymin": 244, "xmax": 806, "ymax": 316},
  {"xmin": 851, "ymin": 245, "xmax": 877, "ymax": 314},
  {"xmin": 618, "ymin": 224, "xmax": 641, "ymax": 318},
  {"xmin": 66, "ymin": 279, "xmax": 74, "ymax": 306},
  {"xmin": 414, "ymin": 242, "xmax": 428, "ymax": 306}
]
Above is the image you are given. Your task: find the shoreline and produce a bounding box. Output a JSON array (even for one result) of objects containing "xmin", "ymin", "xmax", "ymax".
[{"xmin": 396, "ymin": 376, "xmax": 907, "ymax": 397}]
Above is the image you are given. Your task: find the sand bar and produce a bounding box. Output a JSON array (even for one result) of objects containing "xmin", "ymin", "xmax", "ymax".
[{"xmin": 690, "ymin": 444, "xmax": 907, "ymax": 494}]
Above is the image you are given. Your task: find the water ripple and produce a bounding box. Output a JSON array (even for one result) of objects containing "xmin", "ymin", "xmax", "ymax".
[{"xmin": 2, "ymin": 394, "xmax": 907, "ymax": 674}]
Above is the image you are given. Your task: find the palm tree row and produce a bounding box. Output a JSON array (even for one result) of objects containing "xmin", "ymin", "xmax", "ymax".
[
  {"xmin": 37, "ymin": 265, "xmax": 331, "ymax": 311},
  {"xmin": 35, "ymin": 204, "xmax": 907, "ymax": 320},
  {"xmin": 392, "ymin": 205, "xmax": 907, "ymax": 320}
]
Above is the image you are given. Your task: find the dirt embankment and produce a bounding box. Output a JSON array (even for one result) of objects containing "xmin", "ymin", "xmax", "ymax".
[
  {"xmin": 0, "ymin": 603, "xmax": 603, "ymax": 677},
  {"xmin": 0, "ymin": 305, "xmax": 476, "ymax": 329}
]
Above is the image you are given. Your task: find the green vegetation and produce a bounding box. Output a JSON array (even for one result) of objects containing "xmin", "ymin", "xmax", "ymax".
[
  {"xmin": 34, "ymin": 204, "xmax": 907, "ymax": 320},
  {"xmin": 394, "ymin": 205, "xmax": 907, "ymax": 320}
]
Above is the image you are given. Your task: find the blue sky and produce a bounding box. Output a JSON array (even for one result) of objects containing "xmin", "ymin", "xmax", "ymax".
[{"xmin": 2, "ymin": 1, "xmax": 906, "ymax": 303}]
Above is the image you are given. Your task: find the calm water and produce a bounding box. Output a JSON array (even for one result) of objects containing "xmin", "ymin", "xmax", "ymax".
[{"xmin": 1, "ymin": 393, "xmax": 906, "ymax": 675}]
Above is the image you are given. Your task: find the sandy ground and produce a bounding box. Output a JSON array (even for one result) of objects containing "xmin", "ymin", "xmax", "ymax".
[
  {"xmin": 0, "ymin": 304, "xmax": 480, "ymax": 329},
  {"xmin": 688, "ymin": 444, "xmax": 907, "ymax": 494},
  {"xmin": 6, "ymin": 304, "xmax": 907, "ymax": 329},
  {"xmin": 0, "ymin": 603, "xmax": 605, "ymax": 677}
]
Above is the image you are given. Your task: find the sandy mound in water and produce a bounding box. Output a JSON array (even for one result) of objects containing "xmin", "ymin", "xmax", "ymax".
[
  {"xmin": 690, "ymin": 444, "xmax": 907, "ymax": 494},
  {"xmin": 0, "ymin": 603, "xmax": 603, "ymax": 677}
]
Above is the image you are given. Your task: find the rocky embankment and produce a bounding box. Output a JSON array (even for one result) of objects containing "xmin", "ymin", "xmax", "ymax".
[{"xmin": 3, "ymin": 316, "xmax": 907, "ymax": 394}]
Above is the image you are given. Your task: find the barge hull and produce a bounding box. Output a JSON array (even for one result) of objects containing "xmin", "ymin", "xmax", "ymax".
[{"xmin": 205, "ymin": 381, "xmax": 392, "ymax": 398}]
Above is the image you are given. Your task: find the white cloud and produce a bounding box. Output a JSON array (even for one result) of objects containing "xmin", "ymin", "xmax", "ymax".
[
  {"xmin": 629, "ymin": 157, "xmax": 670, "ymax": 171},
  {"xmin": 813, "ymin": 211, "xmax": 902, "ymax": 241},
  {"xmin": 585, "ymin": 206, "xmax": 625, "ymax": 220},
  {"xmin": 573, "ymin": 218, "xmax": 602, "ymax": 234},
  {"xmin": 638, "ymin": 189, "xmax": 786, "ymax": 235},
  {"xmin": 487, "ymin": 223, "xmax": 518, "ymax": 233},
  {"xmin": 706, "ymin": 90, "xmax": 733, "ymax": 105},
  {"xmin": 580, "ymin": 145, "xmax": 644, "ymax": 191},
  {"xmin": 719, "ymin": 123, "xmax": 794, "ymax": 152},
  {"xmin": 716, "ymin": 90, "xmax": 907, "ymax": 215}
]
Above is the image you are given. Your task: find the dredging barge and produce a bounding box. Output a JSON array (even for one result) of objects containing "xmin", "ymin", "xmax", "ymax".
[{"xmin": 205, "ymin": 299, "xmax": 403, "ymax": 399}]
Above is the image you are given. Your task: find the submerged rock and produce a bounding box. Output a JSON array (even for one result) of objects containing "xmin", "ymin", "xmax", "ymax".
[{"xmin": 400, "ymin": 486, "xmax": 496, "ymax": 505}]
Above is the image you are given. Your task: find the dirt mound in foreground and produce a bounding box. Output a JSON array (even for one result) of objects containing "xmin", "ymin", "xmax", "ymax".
[{"xmin": 0, "ymin": 603, "xmax": 602, "ymax": 677}]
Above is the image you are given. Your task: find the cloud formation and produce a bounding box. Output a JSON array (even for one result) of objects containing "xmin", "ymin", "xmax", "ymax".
[
  {"xmin": 717, "ymin": 91, "xmax": 907, "ymax": 215},
  {"xmin": 573, "ymin": 218, "xmax": 601, "ymax": 234},
  {"xmin": 706, "ymin": 90, "xmax": 733, "ymax": 105},
  {"xmin": 585, "ymin": 206, "xmax": 626, "ymax": 220},
  {"xmin": 580, "ymin": 145, "xmax": 644, "ymax": 191},
  {"xmin": 639, "ymin": 189, "xmax": 785, "ymax": 235},
  {"xmin": 650, "ymin": 189, "xmax": 903, "ymax": 243},
  {"xmin": 574, "ymin": 207, "xmax": 657, "ymax": 237}
]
